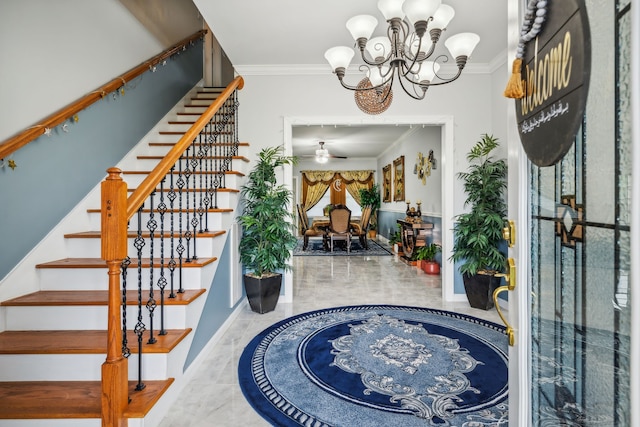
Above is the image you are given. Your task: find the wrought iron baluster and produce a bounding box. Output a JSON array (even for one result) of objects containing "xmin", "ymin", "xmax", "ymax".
[
  {"xmin": 167, "ymin": 166, "xmax": 178, "ymax": 298},
  {"xmin": 190, "ymin": 142, "xmax": 201, "ymax": 260},
  {"xmin": 197, "ymin": 132, "xmax": 207, "ymax": 234},
  {"xmin": 176, "ymin": 158, "xmax": 186, "ymax": 293},
  {"xmin": 121, "ymin": 256, "xmax": 131, "ymax": 359},
  {"xmin": 183, "ymin": 146, "xmax": 193, "ymax": 262},
  {"xmin": 146, "ymin": 191, "xmax": 157, "ymax": 345},
  {"xmin": 201, "ymin": 127, "xmax": 212, "ymax": 232},
  {"xmin": 157, "ymin": 178, "xmax": 168, "ymax": 335},
  {"xmin": 133, "ymin": 206, "xmax": 147, "ymax": 391}
]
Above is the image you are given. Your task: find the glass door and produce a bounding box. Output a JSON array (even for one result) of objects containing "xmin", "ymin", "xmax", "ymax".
[{"xmin": 528, "ymin": 1, "xmax": 632, "ymax": 424}]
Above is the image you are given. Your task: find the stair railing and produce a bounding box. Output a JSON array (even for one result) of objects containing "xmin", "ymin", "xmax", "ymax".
[
  {"xmin": 0, "ymin": 30, "xmax": 207, "ymax": 161},
  {"xmin": 100, "ymin": 76, "xmax": 244, "ymax": 426}
]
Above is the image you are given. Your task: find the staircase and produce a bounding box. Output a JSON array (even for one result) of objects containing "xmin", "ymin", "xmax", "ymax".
[{"xmin": 0, "ymin": 84, "xmax": 249, "ymax": 426}]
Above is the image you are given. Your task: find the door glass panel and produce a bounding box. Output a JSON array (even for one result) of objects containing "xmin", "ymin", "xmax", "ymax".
[{"xmin": 529, "ymin": 1, "xmax": 631, "ymax": 425}]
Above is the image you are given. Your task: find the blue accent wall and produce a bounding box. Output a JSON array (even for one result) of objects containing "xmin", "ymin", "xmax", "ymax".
[
  {"xmin": 183, "ymin": 233, "xmax": 244, "ymax": 370},
  {"xmin": 0, "ymin": 41, "xmax": 203, "ymax": 280}
]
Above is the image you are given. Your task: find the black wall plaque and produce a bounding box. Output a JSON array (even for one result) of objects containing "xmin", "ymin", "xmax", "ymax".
[{"xmin": 515, "ymin": 0, "xmax": 591, "ymax": 167}]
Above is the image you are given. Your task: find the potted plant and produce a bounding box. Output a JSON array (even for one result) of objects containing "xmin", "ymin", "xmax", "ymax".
[
  {"xmin": 415, "ymin": 243, "xmax": 441, "ymax": 275},
  {"xmin": 359, "ymin": 183, "xmax": 381, "ymax": 238},
  {"xmin": 238, "ymin": 146, "xmax": 298, "ymax": 313},
  {"xmin": 388, "ymin": 223, "xmax": 403, "ymax": 254},
  {"xmin": 450, "ymin": 134, "xmax": 508, "ymax": 310}
]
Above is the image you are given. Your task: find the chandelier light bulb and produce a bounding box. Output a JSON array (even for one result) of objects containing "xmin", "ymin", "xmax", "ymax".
[
  {"xmin": 367, "ymin": 66, "xmax": 390, "ymax": 87},
  {"xmin": 402, "ymin": 0, "xmax": 442, "ymax": 26},
  {"xmin": 377, "ymin": 0, "xmax": 406, "ymax": 21},
  {"xmin": 429, "ymin": 4, "xmax": 455, "ymax": 31},
  {"xmin": 444, "ymin": 32, "xmax": 480, "ymax": 59},
  {"xmin": 325, "ymin": 46, "xmax": 355, "ymax": 71},
  {"xmin": 346, "ymin": 15, "xmax": 378, "ymax": 41},
  {"xmin": 366, "ymin": 36, "xmax": 392, "ymax": 61},
  {"xmin": 412, "ymin": 61, "xmax": 440, "ymax": 84}
]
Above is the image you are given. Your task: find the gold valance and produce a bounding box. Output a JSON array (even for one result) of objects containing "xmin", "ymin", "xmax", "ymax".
[{"xmin": 301, "ymin": 170, "xmax": 374, "ymax": 185}]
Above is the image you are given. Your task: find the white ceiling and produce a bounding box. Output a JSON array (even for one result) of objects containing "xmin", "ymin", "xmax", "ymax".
[{"xmin": 194, "ymin": 0, "xmax": 508, "ymax": 158}]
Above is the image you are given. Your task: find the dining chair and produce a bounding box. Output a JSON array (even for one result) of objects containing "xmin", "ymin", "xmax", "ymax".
[
  {"xmin": 351, "ymin": 205, "xmax": 372, "ymax": 249},
  {"xmin": 297, "ymin": 204, "xmax": 327, "ymax": 250},
  {"xmin": 328, "ymin": 204, "xmax": 352, "ymax": 253}
]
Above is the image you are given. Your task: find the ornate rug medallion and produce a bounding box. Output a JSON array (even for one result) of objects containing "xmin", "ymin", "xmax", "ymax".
[{"xmin": 238, "ymin": 305, "xmax": 508, "ymax": 426}]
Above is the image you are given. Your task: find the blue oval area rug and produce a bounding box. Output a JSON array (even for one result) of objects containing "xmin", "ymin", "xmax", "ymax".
[{"xmin": 238, "ymin": 305, "xmax": 508, "ymax": 426}]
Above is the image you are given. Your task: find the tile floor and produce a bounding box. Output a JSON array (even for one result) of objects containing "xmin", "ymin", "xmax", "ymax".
[{"xmin": 158, "ymin": 250, "xmax": 503, "ymax": 427}]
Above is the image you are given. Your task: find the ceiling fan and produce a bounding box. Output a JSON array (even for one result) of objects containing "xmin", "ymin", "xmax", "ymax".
[{"xmin": 302, "ymin": 141, "xmax": 348, "ymax": 163}]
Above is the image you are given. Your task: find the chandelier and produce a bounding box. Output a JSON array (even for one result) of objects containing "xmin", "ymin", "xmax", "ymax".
[{"xmin": 324, "ymin": 0, "xmax": 480, "ymax": 109}]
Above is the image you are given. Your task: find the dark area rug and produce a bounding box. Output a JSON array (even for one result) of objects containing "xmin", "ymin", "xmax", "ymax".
[
  {"xmin": 293, "ymin": 238, "xmax": 392, "ymax": 256},
  {"xmin": 238, "ymin": 305, "xmax": 509, "ymax": 426}
]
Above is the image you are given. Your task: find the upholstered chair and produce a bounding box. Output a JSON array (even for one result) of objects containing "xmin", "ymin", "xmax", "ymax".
[
  {"xmin": 328, "ymin": 204, "xmax": 352, "ymax": 253},
  {"xmin": 297, "ymin": 204, "xmax": 327, "ymax": 250},
  {"xmin": 351, "ymin": 205, "xmax": 372, "ymax": 249}
]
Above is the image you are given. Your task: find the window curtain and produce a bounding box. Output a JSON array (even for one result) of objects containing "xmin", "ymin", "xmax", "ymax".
[
  {"xmin": 301, "ymin": 170, "xmax": 335, "ymax": 211},
  {"xmin": 341, "ymin": 170, "xmax": 373, "ymax": 206},
  {"xmin": 301, "ymin": 170, "xmax": 373, "ymax": 210}
]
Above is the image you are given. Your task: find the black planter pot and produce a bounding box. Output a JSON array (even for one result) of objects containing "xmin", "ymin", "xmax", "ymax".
[
  {"xmin": 243, "ymin": 273, "xmax": 282, "ymax": 314},
  {"xmin": 462, "ymin": 273, "xmax": 501, "ymax": 310}
]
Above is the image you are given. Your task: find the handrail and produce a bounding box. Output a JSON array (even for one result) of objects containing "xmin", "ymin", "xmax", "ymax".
[
  {"xmin": 101, "ymin": 76, "xmax": 244, "ymax": 426},
  {"xmin": 0, "ymin": 29, "xmax": 207, "ymax": 160},
  {"xmin": 126, "ymin": 75, "xmax": 244, "ymax": 218}
]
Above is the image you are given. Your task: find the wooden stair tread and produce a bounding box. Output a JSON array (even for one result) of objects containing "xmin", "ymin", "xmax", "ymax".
[
  {"xmin": 35, "ymin": 257, "xmax": 217, "ymax": 269},
  {"xmin": 86, "ymin": 207, "xmax": 233, "ymax": 214},
  {"xmin": 121, "ymin": 169, "xmax": 244, "ymax": 175},
  {"xmin": 126, "ymin": 187, "xmax": 239, "ymax": 193},
  {"xmin": 149, "ymin": 141, "xmax": 249, "ymax": 147},
  {"xmin": 0, "ymin": 379, "xmax": 173, "ymax": 419},
  {"xmin": 63, "ymin": 230, "xmax": 226, "ymax": 239},
  {"xmin": 2, "ymin": 289, "xmax": 205, "ymax": 307},
  {"xmin": 0, "ymin": 329, "xmax": 191, "ymax": 354},
  {"xmin": 137, "ymin": 154, "xmax": 248, "ymax": 162}
]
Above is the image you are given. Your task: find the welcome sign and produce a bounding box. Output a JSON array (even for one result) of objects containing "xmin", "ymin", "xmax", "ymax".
[{"xmin": 515, "ymin": 0, "xmax": 591, "ymax": 167}]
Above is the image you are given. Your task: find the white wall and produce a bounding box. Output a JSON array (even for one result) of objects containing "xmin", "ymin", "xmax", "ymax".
[
  {"xmin": 0, "ymin": 0, "xmax": 163, "ymax": 141},
  {"xmin": 238, "ymin": 71, "xmax": 498, "ymax": 215},
  {"xmin": 378, "ymin": 126, "xmax": 442, "ymax": 217}
]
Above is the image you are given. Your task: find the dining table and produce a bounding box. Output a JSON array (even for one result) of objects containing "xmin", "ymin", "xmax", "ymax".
[{"xmin": 311, "ymin": 216, "xmax": 361, "ymax": 231}]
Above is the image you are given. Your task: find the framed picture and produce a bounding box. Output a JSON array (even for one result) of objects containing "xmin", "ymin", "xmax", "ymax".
[
  {"xmin": 382, "ymin": 164, "xmax": 392, "ymax": 203},
  {"xmin": 393, "ymin": 156, "xmax": 405, "ymax": 201}
]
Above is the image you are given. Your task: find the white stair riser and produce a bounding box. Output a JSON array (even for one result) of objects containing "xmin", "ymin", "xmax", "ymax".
[
  {"xmin": 120, "ymin": 172, "xmax": 243, "ymax": 189},
  {"xmin": 64, "ymin": 234, "xmax": 225, "ymax": 259},
  {"xmin": 133, "ymin": 158, "xmax": 247, "ymax": 174},
  {"xmin": 182, "ymin": 105, "xmax": 209, "ymax": 113},
  {"xmin": 39, "ymin": 266, "xmax": 206, "ymax": 291},
  {"xmin": 5, "ymin": 304, "xmax": 192, "ymax": 330},
  {"xmin": 85, "ymin": 209, "xmax": 231, "ymax": 231},
  {"xmin": 0, "ymin": 351, "xmax": 180, "ymax": 381}
]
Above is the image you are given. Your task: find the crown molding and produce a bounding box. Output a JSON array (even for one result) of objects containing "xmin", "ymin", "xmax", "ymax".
[{"xmin": 235, "ymin": 54, "xmax": 506, "ymax": 77}]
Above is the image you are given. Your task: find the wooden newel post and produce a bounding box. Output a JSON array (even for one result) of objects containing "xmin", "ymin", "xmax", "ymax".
[{"xmin": 101, "ymin": 167, "xmax": 129, "ymax": 427}]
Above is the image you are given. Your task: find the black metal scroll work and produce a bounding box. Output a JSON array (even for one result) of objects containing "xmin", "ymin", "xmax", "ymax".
[
  {"xmin": 133, "ymin": 206, "xmax": 147, "ymax": 391},
  {"xmin": 117, "ymin": 86, "xmax": 241, "ymax": 394},
  {"xmin": 397, "ymin": 219, "xmax": 433, "ymax": 259}
]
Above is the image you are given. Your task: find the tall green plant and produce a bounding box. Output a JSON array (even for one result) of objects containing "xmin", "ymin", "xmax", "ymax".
[
  {"xmin": 450, "ymin": 134, "xmax": 507, "ymax": 276},
  {"xmin": 238, "ymin": 146, "xmax": 298, "ymax": 278},
  {"xmin": 359, "ymin": 183, "xmax": 381, "ymax": 228}
]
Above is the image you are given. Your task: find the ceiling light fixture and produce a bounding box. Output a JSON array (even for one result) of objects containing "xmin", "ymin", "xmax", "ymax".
[
  {"xmin": 324, "ymin": 0, "xmax": 480, "ymax": 111},
  {"xmin": 315, "ymin": 141, "xmax": 330, "ymax": 163}
]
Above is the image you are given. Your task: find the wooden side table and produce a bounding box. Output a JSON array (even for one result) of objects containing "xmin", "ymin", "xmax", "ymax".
[{"xmin": 396, "ymin": 219, "xmax": 434, "ymax": 259}]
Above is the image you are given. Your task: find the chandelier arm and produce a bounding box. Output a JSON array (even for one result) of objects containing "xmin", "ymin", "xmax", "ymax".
[
  {"xmin": 358, "ymin": 47, "xmax": 393, "ymax": 67},
  {"xmin": 428, "ymin": 68, "xmax": 464, "ymax": 86},
  {"xmin": 395, "ymin": 72, "xmax": 427, "ymax": 100},
  {"xmin": 337, "ymin": 75, "xmax": 393, "ymax": 92}
]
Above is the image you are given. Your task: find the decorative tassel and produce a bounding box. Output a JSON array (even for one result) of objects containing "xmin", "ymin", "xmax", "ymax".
[{"xmin": 503, "ymin": 58, "xmax": 525, "ymax": 99}]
